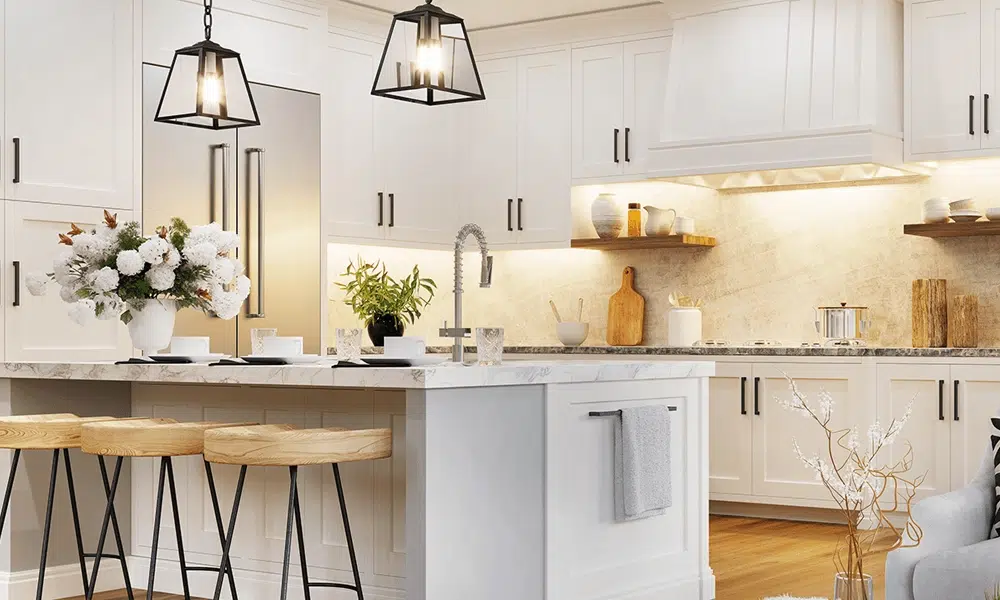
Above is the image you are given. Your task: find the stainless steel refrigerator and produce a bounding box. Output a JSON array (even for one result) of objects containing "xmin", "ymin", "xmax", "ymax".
[{"xmin": 142, "ymin": 64, "xmax": 321, "ymax": 357}]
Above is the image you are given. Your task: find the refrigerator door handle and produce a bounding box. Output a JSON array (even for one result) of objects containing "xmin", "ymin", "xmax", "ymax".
[
  {"xmin": 211, "ymin": 143, "xmax": 232, "ymax": 232},
  {"xmin": 245, "ymin": 147, "xmax": 266, "ymax": 318}
]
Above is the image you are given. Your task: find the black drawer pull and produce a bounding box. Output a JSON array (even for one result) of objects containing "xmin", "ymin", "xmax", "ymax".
[
  {"xmin": 954, "ymin": 380, "xmax": 960, "ymax": 421},
  {"xmin": 740, "ymin": 376, "xmax": 747, "ymax": 415},
  {"xmin": 753, "ymin": 377, "xmax": 760, "ymax": 416},
  {"xmin": 938, "ymin": 380, "xmax": 945, "ymax": 421}
]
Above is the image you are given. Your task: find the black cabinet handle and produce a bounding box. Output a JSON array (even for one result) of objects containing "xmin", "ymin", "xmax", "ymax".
[
  {"xmin": 983, "ymin": 94, "xmax": 990, "ymax": 135},
  {"xmin": 12, "ymin": 138, "xmax": 19, "ymax": 184},
  {"xmin": 377, "ymin": 192, "xmax": 384, "ymax": 227},
  {"xmin": 954, "ymin": 380, "xmax": 960, "ymax": 421},
  {"xmin": 507, "ymin": 199, "xmax": 513, "ymax": 232},
  {"xmin": 624, "ymin": 127, "xmax": 631, "ymax": 162},
  {"xmin": 12, "ymin": 261, "xmax": 19, "ymax": 307},
  {"xmin": 740, "ymin": 376, "xmax": 747, "ymax": 416},
  {"xmin": 938, "ymin": 380, "xmax": 945, "ymax": 421},
  {"xmin": 388, "ymin": 193, "xmax": 395, "ymax": 227},
  {"xmin": 753, "ymin": 377, "xmax": 760, "ymax": 416},
  {"xmin": 970, "ymin": 95, "xmax": 976, "ymax": 136},
  {"xmin": 517, "ymin": 198, "xmax": 523, "ymax": 231},
  {"xmin": 613, "ymin": 128, "xmax": 620, "ymax": 163}
]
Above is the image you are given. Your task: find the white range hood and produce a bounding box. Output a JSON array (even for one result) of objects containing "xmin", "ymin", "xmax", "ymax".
[{"xmin": 647, "ymin": 0, "xmax": 923, "ymax": 191}]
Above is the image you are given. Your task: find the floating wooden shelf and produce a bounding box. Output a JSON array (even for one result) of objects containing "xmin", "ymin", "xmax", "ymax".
[
  {"xmin": 571, "ymin": 234, "xmax": 717, "ymax": 250},
  {"xmin": 903, "ymin": 222, "xmax": 1000, "ymax": 238}
]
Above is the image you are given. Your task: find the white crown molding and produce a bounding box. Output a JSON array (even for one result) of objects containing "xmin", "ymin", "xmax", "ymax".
[
  {"xmin": 659, "ymin": 0, "xmax": 790, "ymax": 19},
  {"xmin": 325, "ymin": 0, "xmax": 392, "ymax": 38}
]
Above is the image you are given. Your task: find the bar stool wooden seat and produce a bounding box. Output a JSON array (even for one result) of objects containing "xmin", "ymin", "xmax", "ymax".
[
  {"xmin": 205, "ymin": 425, "xmax": 392, "ymax": 600},
  {"xmin": 82, "ymin": 419, "xmax": 253, "ymax": 600},
  {"xmin": 0, "ymin": 414, "xmax": 136, "ymax": 600}
]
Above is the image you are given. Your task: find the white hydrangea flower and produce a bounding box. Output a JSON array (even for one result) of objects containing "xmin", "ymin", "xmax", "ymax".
[
  {"xmin": 25, "ymin": 273, "xmax": 48, "ymax": 297},
  {"xmin": 187, "ymin": 223, "xmax": 224, "ymax": 249},
  {"xmin": 96, "ymin": 294, "xmax": 125, "ymax": 321},
  {"xmin": 59, "ymin": 285, "xmax": 81, "ymax": 304},
  {"xmin": 116, "ymin": 250, "xmax": 144, "ymax": 276},
  {"xmin": 183, "ymin": 241, "xmax": 217, "ymax": 267},
  {"xmin": 209, "ymin": 257, "xmax": 236, "ymax": 284},
  {"xmin": 211, "ymin": 290, "xmax": 243, "ymax": 320},
  {"xmin": 145, "ymin": 265, "xmax": 176, "ymax": 291},
  {"xmin": 88, "ymin": 267, "xmax": 120, "ymax": 294},
  {"xmin": 164, "ymin": 247, "xmax": 181, "ymax": 268},
  {"xmin": 235, "ymin": 274, "xmax": 251, "ymax": 298},
  {"xmin": 53, "ymin": 251, "xmax": 77, "ymax": 286},
  {"xmin": 138, "ymin": 237, "xmax": 171, "ymax": 266},
  {"xmin": 68, "ymin": 298, "xmax": 96, "ymax": 326},
  {"xmin": 215, "ymin": 230, "xmax": 238, "ymax": 253}
]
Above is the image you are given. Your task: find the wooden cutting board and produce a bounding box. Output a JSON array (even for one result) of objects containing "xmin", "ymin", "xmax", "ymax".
[{"xmin": 607, "ymin": 266, "xmax": 645, "ymax": 346}]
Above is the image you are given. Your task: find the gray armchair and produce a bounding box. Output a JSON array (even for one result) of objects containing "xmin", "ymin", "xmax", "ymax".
[{"xmin": 886, "ymin": 448, "xmax": 998, "ymax": 600}]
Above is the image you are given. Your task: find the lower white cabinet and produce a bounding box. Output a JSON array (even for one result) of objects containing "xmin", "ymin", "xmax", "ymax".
[
  {"xmin": 4, "ymin": 202, "xmax": 132, "ymax": 362},
  {"xmin": 708, "ymin": 363, "xmax": 753, "ymax": 496},
  {"xmin": 949, "ymin": 365, "xmax": 1000, "ymax": 488}
]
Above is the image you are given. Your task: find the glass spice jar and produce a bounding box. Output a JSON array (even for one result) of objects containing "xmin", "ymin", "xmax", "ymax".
[{"xmin": 627, "ymin": 203, "xmax": 642, "ymax": 237}]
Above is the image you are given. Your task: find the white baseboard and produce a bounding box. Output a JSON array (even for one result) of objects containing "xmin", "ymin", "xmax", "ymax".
[
  {"xmin": 0, "ymin": 561, "xmax": 125, "ymax": 600},
  {"xmin": 128, "ymin": 556, "xmax": 406, "ymax": 600}
]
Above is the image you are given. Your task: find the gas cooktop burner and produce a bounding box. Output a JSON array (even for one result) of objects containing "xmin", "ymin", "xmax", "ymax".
[
  {"xmin": 824, "ymin": 339, "xmax": 868, "ymax": 347},
  {"xmin": 694, "ymin": 339, "xmax": 730, "ymax": 347},
  {"xmin": 743, "ymin": 339, "xmax": 782, "ymax": 347}
]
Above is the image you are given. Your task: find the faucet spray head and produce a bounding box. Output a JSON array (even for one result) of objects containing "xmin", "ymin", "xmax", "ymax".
[{"xmin": 480, "ymin": 255, "xmax": 493, "ymax": 288}]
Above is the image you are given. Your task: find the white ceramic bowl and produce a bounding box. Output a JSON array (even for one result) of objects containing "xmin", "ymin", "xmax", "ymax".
[
  {"xmin": 923, "ymin": 212, "xmax": 950, "ymax": 224},
  {"xmin": 987, "ymin": 207, "xmax": 1000, "ymax": 221},
  {"xmin": 556, "ymin": 322, "xmax": 590, "ymax": 347},
  {"xmin": 950, "ymin": 198, "xmax": 976, "ymax": 211},
  {"xmin": 924, "ymin": 197, "xmax": 950, "ymax": 208}
]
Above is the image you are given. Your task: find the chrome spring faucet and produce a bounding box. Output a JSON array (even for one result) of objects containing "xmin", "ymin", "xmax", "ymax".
[{"xmin": 439, "ymin": 224, "xmax": 493, "ymax": 364}]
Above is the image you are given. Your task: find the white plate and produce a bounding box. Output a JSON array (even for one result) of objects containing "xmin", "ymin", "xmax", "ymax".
[
  {"xmin": 150, "ymin": 353, "xmax": 229, "ymax": 363},
  {"xmin": 951, "ymin": 209, "xmax": 983, "ymax": 216},
  {"xmin": 950, "ymin": 214, "xmax": 983, "ymax": 223},
  {"xmin": 241, "ymin": 355, "xmax": 324, "ymax": 364}
]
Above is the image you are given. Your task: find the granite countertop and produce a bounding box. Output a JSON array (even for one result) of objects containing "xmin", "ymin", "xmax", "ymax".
[
  {"xmin": 337, "ymin": 345, "xmax": 1000, "ymax": 358},
  {"xmin": 0, "ymin": 360, "xmax": 714, "ymax": 390}
]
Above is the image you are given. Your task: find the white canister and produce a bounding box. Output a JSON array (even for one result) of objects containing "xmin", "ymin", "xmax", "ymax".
[{"xmin": 667, "ymin": 307, "xmax": 702, "ymax": 347}]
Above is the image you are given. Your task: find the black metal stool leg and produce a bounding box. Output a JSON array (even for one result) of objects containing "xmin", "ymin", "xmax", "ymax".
[
  {"xmin": 0, "ymin": 449, "xmax": 20, "ymax": 540},
  {"xmin": 63, "ymin": 449, "xmax": 90, "ymax": 597},
  {"xmin": 333, "ymin": 464, "xmax": 364, "ymax": 600},
  {"xmin": 99, "ymin": 456, "xmax": 135, "ymax": 600},
  {"xmin": 35, "ymin": 450, "xmax": 60, "ymax": 600},
  {"xmin": 164, "ymin": 457, "xmax": 192, "ymax": 600},
  {"xmin": 279, "ymin": 467, "xmax": 298, "ymax": 600},
  {"xmin": 291, "ymin": 470, "xmax": 311, "ymax": 600},
  {"xmin": 87, "ymin": 456, "xmax": 123, "ymax": 600},
  {"xmin": 147, "ymin": 457, "xmax": 168, "ymax": 600},
  {"xmin": 205, "ymin": 461, "xmax": 240, "ymax": 600},
  {"xmin": 213, "ymin": 465, "xmax": 247, "ymax": 600}
]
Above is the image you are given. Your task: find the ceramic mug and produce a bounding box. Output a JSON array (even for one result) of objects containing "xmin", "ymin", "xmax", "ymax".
[
  {"xmin": 675, "ymin": 216, "xmax": 695, "ymax": 235},
  {"xmin": 261, "ymin": 336, "xmax": 304, "ymax": 357},
  {"xmin": 169, "ymin": 336, "xmax": 211, "ymax": 356},
  {"xmin": 384, "ymin": 336, "xmax": 427, "ymax": 358}
]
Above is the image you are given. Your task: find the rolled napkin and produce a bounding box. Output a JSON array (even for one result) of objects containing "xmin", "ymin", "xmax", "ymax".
[{"xmin": 614, "ymin": 405, "xmax": 672, "ymax": 521}]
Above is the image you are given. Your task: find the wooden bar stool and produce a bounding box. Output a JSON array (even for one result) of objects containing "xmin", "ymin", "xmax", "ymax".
[
  {"xmin": 81, "ymin": 419, "xmax": 252, "ymax": 600},
  {"xmin": 0, "ymin": 414, "xmax": 136, "ymax": 600},
  {"xmin": 204, "ymin": 425, "xmax": 393, "ymax": 600}
]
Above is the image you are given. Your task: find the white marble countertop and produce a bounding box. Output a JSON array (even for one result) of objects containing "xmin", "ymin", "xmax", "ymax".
[{"xmin": 0, "ymin": 360, "xmax": 715, "ymax": 390}]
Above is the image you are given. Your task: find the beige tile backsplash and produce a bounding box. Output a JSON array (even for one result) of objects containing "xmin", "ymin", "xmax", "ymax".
[{"xmin": 328, "ymin": 159, "xmax": 1000, "ymax": 348}]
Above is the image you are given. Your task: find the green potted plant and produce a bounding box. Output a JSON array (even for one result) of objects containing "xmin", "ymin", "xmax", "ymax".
[{"xmin": 337, "ymin": 258, "xmax": 436, "ymax": 346}]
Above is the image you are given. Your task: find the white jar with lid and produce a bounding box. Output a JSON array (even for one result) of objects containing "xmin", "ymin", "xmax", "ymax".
[{"xmin": 667, "ymin": 307, "xmax": 702, "ymax": 347}]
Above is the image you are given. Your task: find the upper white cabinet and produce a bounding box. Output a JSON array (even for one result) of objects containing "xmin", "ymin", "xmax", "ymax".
[
  {"xmin": 5, "ymin": 0, "xmax": 134, "ymax": 209},
  {"xmin": 143, "ymin": 0, "xmax": 328, "ymax": 93},
  {"xmin": 571, "ymin": 37, "xmax": 670, "ymax": 181},
  {"xmin": 650, "ymin": 0, "xmax": 903, "ymax": 178}
]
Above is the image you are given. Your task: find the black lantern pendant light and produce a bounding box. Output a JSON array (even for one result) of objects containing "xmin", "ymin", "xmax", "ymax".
[
  {"xmin": 372, "ymin": 0, "xmax": 486, "ymax": 106},
  {"xmin": 154, "ymin": 0, "xmax": 260, "ymax": 129}
]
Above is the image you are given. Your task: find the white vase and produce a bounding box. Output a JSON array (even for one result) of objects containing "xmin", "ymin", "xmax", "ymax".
[
  {"xmin": 127, "ymin": 299, "xmax": 178, "ymax": 356},
  {"xmin": 591, "ymin": 193, "xmax": 625, "ymax": 239}
]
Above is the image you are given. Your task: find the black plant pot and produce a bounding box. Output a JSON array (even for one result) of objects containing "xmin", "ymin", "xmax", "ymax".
[{"xmin": 367, "ymin": 314, "xmax": 405, "ymax": 347}]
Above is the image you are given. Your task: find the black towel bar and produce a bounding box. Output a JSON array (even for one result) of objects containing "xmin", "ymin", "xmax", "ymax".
[{"xmin": 589, "ymin": 408, "xmax": 676, "ymax": 417}]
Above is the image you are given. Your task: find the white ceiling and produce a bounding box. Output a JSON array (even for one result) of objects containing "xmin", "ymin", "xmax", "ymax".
[{"xmin": 335, "ymin": 0, "xmax": 660, "ymax": 29}]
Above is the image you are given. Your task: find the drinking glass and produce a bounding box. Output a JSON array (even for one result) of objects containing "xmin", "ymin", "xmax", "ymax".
[
  {"xmin": 476, "ymin": 328, "xmax": 504, "ymax": 366},
  {"xmin": 250, "ymin": 328, "xmax": 278, "ymax": 356},
  {"xmin": 336, "ymin": 328, "xmax": 363, "ymax": 361}
]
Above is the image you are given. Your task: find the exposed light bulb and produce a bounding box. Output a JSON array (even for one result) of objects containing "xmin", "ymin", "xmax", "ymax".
[
  {"xmin": 200, "ymin": 73, "xmax": 224, "ymax": 116},
  {"xmin": 416, "ymin": 42, "xmax": 443, "ymax": 75}
]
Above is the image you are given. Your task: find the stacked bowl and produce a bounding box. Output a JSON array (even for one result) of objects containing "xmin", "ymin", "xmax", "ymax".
[
  {"xmin": 949, "ymin": 198, "xmax": 982, "ymax": 222},
  {"xmin": 922, "ymin": 197, "xmax": 950, "ymax": 224}
]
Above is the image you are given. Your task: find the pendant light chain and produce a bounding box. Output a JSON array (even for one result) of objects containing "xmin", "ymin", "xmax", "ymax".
[{"xmin": 203, "ymin": 0, "xmax": 213, "ymax": 40}]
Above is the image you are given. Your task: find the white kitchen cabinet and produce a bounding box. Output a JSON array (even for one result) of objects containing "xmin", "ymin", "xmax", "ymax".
[
  {"xmin": 907, "ymin": 0, "xmax": 981, "ymax": 156},
  {"xmin": 949, "ymin": 366, "xmax": 1000, "ymax": 488},
  {"xmin": 982, "ymin": 0, "xmax": 1000, "ymax": 149},
  {"xmin": 875, "ymin": 364, "xmax": 953, "ymax": 501},
  {"xmin": 571, "ymin": 37, "xmax": 670, "ymax": 181},
  {"xmin": 4, "ymin": 202, "xmax": 132, "ymax": 362},
  {"xmin": 324, "ymin": 35, "xmax": 384, "ymax": 241},
  {"xmin": 751, "ymin": 363, "xmax": 865, "ymax": 502},
  {"xmin": 5, "ymin": 0, "xmax": 133, "ymax": 209},
  {"xmin": 708, "ymin": 363, "xmax": 753, "ymax": 496}
]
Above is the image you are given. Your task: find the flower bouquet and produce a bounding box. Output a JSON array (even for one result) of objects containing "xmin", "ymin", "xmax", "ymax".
[{"xmin": 28, "ymin": 211, "xmax": 251, "ymax": 354}]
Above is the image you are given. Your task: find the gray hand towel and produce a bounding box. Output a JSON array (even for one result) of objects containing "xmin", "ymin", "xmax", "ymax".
[{"xmin": 614, "ymin": 405, "xmax": 672, "ymax": 522}]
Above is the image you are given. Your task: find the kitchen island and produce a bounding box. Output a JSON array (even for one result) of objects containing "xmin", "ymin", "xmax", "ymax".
[{"xmin": 0, "ymin": 359, "xmax": 714, "ymax": 600}]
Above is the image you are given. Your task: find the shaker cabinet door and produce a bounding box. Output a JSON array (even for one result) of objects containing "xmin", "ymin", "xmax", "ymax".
[
  {"xmin": 708, "ymin": 362, "xmax": 754, "ymax": 497},
  {"xmin": 5, "ymin": 202, "xmax": 132, "ymax": 362},
  {"xmin": 5, "ymin": 0, "xmax": 134, "ymax": 209},
  {"xmin": 949, "ymin": 366, "xmax": 1000, "ymax": 490},
  {"xmin": 623, "ymin": 37, "xmax": 671, "ymax": 176},
  {"xmin": 571, "ymin": 43, "xmax": 624, "ymax": 180}
]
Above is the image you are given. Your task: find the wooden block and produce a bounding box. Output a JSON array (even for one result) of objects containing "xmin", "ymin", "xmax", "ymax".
[
  {"xmin": 607, "ymin": 267, "xmax": 645, "ymax": 346},
  {"xmin": 949, "ymin": 295, "xmax": 979, "ymax": 348},
  {"xmin": 912, "ymin": 279, "xmax": 948, "ymax": 348}
]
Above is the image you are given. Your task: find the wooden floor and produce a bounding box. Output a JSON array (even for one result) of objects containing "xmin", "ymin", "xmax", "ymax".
[{"xmin": 71, "ymin": 517, "xmax": 886, "ymax": 600}]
